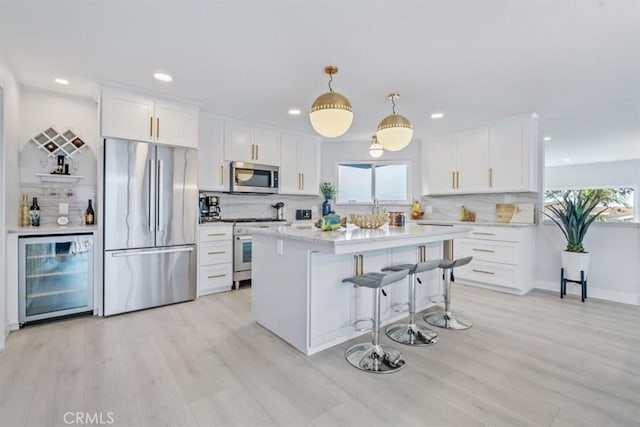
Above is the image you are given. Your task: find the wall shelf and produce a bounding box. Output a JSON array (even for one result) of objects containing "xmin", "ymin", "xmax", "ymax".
[{"xmin": 36, "ymin": 173, "xmax": 83, "ymax": 184}]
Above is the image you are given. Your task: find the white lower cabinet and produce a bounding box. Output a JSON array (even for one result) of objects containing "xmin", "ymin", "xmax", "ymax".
[
  {"xmin": 197, "ymin": 225, "xmax": 233, "ymax": 296},
  {"xmin": 453, "ymin": 225, "xmax": 534, "ymax": 295}
]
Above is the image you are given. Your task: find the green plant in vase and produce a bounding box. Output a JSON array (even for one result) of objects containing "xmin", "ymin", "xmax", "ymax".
[{"xmin": 320, "ymin": 182, "xmax": 337, "ymax": 216}]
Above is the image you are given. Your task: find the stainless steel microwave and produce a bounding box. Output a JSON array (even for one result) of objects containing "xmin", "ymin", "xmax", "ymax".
[{"xmin": 229, "ymin": 161, "xmax": 279, "ymax": 194}]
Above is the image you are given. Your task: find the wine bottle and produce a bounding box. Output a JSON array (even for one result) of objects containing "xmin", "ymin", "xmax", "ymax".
[
  {"xmin": 85, "ymin": 199, "xmax": 95, "ymax": 225},
  {"xmin": 30, "ymin": 197, "xmax": 40, "ymax": 227},
  {"xmin": 20, "ymin": 194, "xmax": 30, "ymax": 227}
]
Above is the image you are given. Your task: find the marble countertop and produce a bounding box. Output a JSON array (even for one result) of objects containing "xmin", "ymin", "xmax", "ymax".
[
  {"xmin": 416, "ymin": 219, "xmax": 535, "ymax": 227},
  {"xmin": 251, "ymin": 223, "xmax": 472, "ymax": 254},
  {"xmin": 8, "ymin": 225, "xmax": 98, "ymax": 235}
]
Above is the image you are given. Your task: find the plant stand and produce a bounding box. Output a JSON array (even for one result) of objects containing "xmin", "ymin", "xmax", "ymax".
[{"xmin": 560, "ymin": 268, "xmax": 587, "ymax": 302}]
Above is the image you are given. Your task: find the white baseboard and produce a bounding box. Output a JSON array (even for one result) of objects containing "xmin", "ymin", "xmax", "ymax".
[{"xmin": 535, "ymin": 280, "xmax": 639, "ymax": 305}]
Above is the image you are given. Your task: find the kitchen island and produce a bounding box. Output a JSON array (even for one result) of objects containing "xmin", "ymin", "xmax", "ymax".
[{"xmin": 251, "ymin": 224, "xmax": 471, "ymax": 355}]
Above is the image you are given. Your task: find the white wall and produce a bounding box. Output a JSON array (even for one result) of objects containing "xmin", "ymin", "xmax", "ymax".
[
  {"xmin": 321, "ymin": 138, "xmax": 422, "ymax": 215},
  {"xmin": 537, "ymin": 160, "xmax": 640, "ymax": 304},
  {"xmin": 0, "ymin": 59, "xmax": 21, "ymax": 350}
]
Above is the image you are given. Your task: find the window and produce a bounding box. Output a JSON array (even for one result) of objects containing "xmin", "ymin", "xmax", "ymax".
[
  {"xmin": 336, "ymin": 161, "xmax": 410, "ymax": 204},
  {"xmin": 544, "ymin": 187, "xmax": 636, "ymax": 222}
]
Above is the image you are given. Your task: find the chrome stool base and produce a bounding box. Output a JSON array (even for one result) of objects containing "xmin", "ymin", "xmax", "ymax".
[
  {"xmin": 424, "ymin": 311, "xmax": 472, "ymax": 330},
  {"xmin": 386, "ymin": 323, "xmax": 438, "ymax": 346},
  {"xmin": 345, "ymin": 343, "xmax": 406, "ymax": 373}
]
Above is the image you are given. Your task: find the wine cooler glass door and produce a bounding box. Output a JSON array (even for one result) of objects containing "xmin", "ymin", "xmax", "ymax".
[{"xmin": 19, "ymin": 234, "xmax": 94, "ymax": 324}]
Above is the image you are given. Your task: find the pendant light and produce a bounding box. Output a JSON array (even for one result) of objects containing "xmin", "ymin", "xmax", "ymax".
[
  {"xmin": 368, "ymin": 135, "xmax": 384, "ymax": 158},
  {"xmin": 376, "ymin": 93, "xmax": 413, "ymax": 151},
  {"xmin": 310, "ymin": 66, "xmax": 353, "ymax": 138}
]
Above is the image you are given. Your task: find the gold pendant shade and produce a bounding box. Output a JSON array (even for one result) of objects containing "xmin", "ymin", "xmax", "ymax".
[
  {"xmin": 376, "ymin": 93, "xmax": 413, "ymax": 151},
  {"xmin": 309, "ymin": 66, "xmax": 354, "ymax": 138}
]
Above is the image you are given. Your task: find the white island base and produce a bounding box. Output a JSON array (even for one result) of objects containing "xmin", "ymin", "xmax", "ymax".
[{"xmin": 251, "ymin": 224, "xmax": 471, "ymax": 355}]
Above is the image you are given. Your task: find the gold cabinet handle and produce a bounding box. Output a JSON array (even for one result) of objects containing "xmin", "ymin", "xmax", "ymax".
[
  {"xmin": 255, "ymin": 144, "xmax": 259, "ymax": 160},
  {"xmin": 208, "ymin": 251, "xmax": 226, "ymax": 255},
  {"xmin": 452, "ymin": 171, "xmax": 455, "ymax": 189},
  {"xmin": 418, "ymin": 245, "xmax": 426, "ymax": 262},
  {"xmin": 301, "ymin": 173, "xmax": 304, "ymax": 190},
  {"xmin": 489, "ymin": 168, "xmax": 493, "ymax": 187},
  {"xmin": 473, "ymin": 269, "xmax": 495, "ymax": 275},
  {"xmin": 208, "ymin": 233, "xmax": 226, "ymax": 237},
  {"xmin": 250, "ymin": 144, "xmax": 255, "ymax": 160},
  {"xmin": 156, "ymin": 117, "xmax": 160, "ymax": 139},
  {"xmin": 208, "ymin": 274, "xmax": 226, "ymax": 279},
  {"xmin": 473, "ymin": 248, "xmax": 495, "ymax": 253},
  {"xmin": 298, "ymin": 173, "xmax": 301, "ymax": 190},
  {"xmin": 149, "ymin": 117, "xmax": 154, "ymax": 138},
  {"xmin": 220, "ymin": 165, "xmax": 224, "ymax": 185},
  {"xmin": 472, "ymin": 232, "xmax": 496, "ymax": 236},
  {"xmin": 456, "ymin": 171, "xmax": 460, "ymax": 189}
]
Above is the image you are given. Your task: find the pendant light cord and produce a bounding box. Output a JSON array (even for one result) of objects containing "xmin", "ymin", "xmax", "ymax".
[
  {"xmin": 327, "ymin": 72, "xmax": 334, "ymax": 92},
  {"xmin": 391, "ymin": 96, "xmax": 397, "ymax": 114}
]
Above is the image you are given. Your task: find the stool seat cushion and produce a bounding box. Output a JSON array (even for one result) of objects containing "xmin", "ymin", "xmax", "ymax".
[
  {"xmin": 439, "ymin": 256, "xmax": 473, "ymax": 270},
  {"xmin": 383, "ymin": 260, "xmax": 442, "ymax": 275},
  {"xmin": 342, "ymin": 269, "xmax": 410, "ymax": 288}
]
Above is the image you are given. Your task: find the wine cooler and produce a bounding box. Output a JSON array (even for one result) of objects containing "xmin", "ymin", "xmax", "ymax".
[{"xmin": 19, "ymin": 233, "xmax": 94, "ymax": 324}]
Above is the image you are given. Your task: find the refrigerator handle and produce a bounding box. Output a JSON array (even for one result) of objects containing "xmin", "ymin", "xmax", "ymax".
[
  {"xmin": 148, "ymin": 159, "xmax": 154, "ymax": 232},
  {"xmin": 157, "ymin": 159, "xmax": 163, "ymax": 230},
  {"xmin": 110, "ymin": 246, "xmax": 194, "ymax": 257}
]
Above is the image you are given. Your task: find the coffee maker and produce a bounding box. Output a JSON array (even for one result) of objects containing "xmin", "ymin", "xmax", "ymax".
[{"xmin": 199, "ymin": 193, "xmax": 221, "ymax": 222}]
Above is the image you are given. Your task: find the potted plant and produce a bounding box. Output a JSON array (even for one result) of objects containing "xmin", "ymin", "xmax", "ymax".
[
  {"xmin": 544, "ymin": 190, "xmax": 607, "ymax": 280},
  {"xmin": 320, "ymin": 182, "xmax": 337, "ymax": 216}
]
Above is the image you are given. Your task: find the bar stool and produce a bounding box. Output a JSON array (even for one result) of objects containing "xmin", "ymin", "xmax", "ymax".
[
  {"xmin": 424, "ymin": 256, "xmax": 473, "ymax": 330},
  {"xmin": 342, "ymin": 269, "xmax": 410, "ymax": 373},
  {"xmin": 382, "ymin": 259, "xmax": 441, "ymax": 346}
]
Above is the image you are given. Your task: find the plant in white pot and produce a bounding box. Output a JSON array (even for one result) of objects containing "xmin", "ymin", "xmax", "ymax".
[{"xmin": 544, "ymin": 190, "xmax": 607, "ymax": 280}]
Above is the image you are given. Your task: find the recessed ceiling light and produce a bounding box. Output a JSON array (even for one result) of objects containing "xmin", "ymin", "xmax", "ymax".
[
  {"xmin": 543, "ymin": 137, "xmax": 552, "ymax": 141},
  {"xmin": 288, "ymin": 108, "xmax": 301, "ymax": 116},
  {"xmin": 153, "ymin": 72, "xmax": 172, "ymax": 82},
  {"xmin": 563, "ymin": 158, "xmax": 572, "ymax": 162},
  {"xmin": 54, "ymin": 78, "xmax": 69, "ymax": 86},
  {"xmin": 430, "ymin": 112, "xmax": 444, "ymax": 119}
]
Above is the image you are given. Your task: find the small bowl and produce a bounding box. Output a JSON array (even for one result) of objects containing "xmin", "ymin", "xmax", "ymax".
[{"xmin": 349, "ymin": 213, "xmax": 388, "ymax": 229}]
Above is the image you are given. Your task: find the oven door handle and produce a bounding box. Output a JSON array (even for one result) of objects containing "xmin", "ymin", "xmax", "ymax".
[{"xmin": 235, "ymin": 236, "xmax": 252, "ymax": 240}]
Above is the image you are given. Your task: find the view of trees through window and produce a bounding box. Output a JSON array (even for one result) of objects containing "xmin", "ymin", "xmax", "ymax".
[{"xmin": 544, "ymin": 188, "xmax": 635, "ymax": 222}]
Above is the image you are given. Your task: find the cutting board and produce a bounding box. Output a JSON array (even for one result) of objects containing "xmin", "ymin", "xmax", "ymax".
[{"xmin": 495, "ymin": 203, "xmax": 534, "ymax": 224}]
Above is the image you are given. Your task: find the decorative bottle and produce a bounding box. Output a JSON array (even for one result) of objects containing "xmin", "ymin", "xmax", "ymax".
[
  {"xmin": 30, "ymin": 197, "xmax": 40, "ymax": 227},
  {"xmin": 85, "ymin": 199, "xmax": 95, "ymax": 225},
  {"xmin": 322, "ymin": 199, "xmax": 331, "ymax": 216},
  {"xmin": 20, "ymin": 194, "xmax": 30, "ymax": 227}
]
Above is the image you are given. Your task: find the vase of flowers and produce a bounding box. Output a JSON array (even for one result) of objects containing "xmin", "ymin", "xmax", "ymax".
[{"xmin": 320, "ymin": 182, "xmax": 337, "ymax": 216}]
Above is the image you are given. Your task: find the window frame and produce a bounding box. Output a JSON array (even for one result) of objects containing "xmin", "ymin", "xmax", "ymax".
[
  {"xmin": 543, "ymin": 184, "xmax": 638, "ymax": 223},
  {"xmin": 334, "ymin": 160, "xmax": 413, "ymax": 206}
]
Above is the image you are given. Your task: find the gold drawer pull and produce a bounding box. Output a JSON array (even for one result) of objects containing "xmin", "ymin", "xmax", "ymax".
[
  {"xmin": 208, "ymin": 251, "xmax": 226, "ymax": 255},
  {"xmin": 473, "ymin": 269, "xmax": 495, "ymax": 275},
  {"xmin": 208, "ymin": 233, "xmax": 226, "ymax": 237},
  {"xmin": 472, "ymin": 232, "xmax": 496, "ymax": 236},
  {"xmin": 473, "ymin": 248, "xmax": 495, "ymax": 253},
  {"xmin": 208, "ymin": 274, "xmax": 226, "ymax": 279}
]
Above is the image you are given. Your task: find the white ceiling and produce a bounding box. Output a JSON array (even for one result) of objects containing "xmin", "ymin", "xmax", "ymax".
[{"xmin": 1, "ymin": 0, "xmax": 638, "ymax": 166}]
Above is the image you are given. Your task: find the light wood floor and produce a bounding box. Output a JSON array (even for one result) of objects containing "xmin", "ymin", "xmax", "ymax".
[{"xmin": 1, "ymin": 285, "xmax": 639, "ymax": 427}]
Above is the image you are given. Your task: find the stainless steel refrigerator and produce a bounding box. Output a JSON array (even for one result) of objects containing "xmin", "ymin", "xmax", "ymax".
[{"xmin": 103, "ymin": 138, "xmax": 197, "ymax": 316}]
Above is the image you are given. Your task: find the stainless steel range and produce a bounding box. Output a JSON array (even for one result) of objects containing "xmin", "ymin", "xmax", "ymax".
[{"xmin": 220, "ymin": 218, "xmax": 288, "ymax": 289}]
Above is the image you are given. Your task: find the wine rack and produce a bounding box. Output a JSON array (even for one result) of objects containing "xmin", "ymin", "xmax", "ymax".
[{"xmin": 31, "ymin": 126, "xmax": 86, "ymax": 159}]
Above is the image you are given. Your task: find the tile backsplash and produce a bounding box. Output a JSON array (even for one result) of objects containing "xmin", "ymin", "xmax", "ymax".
[
  {"xmin": 420, "ymin": 192, "xmax": 540, "ymax": 224},
  {"xmin": 18, "ymin": 183, "xmax": 96, "ymax": 226}
]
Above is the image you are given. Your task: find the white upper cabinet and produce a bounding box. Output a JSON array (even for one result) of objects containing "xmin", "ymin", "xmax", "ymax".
[
  {"xmin": 223, "ymin": 121, "xmax": 280, "ymax": 166},
  {"xmin": 422, "ymin": 114, "xmax": 539, "ymax": 195},
  {"xmin": 198, "ymin": 113, "xmax": 226, "ymax": 191},
  {"xmin": 456, "ymin": 127, "xmax": 489, "ymax": 192},
  {"xmin": 279, "ymin": 134, "xmax": 320, "ymax": 195},
  {"xmin": 101, "ymin": 88, "xmax": 199, "ymax": 147},
  {"xmin": 423, "ymin": 133, "xmax": 457, "ymax": 194}
]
